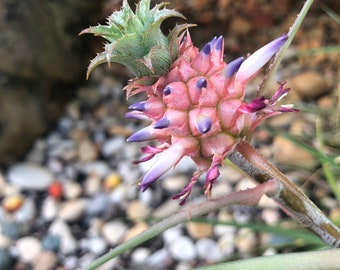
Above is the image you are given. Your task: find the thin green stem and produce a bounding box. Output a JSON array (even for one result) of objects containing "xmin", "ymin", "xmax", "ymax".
[
  {"xmin": 85, "ymin": 180, "xmax": 278, "ymax": 270},
  {"xmin": 196, "ymin": 249, "xmax": 340, "ymax": 270},
  {"xmin": 260, "ymin": 0, "xmax": 314, "ymax": 95},
  {"xmin": 315, "ymin": 116, "xmax": 340, "ymax": 201}
]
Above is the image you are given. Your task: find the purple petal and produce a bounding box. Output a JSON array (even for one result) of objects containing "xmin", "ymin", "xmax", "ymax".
[
  {"xmin": 235, "ymin": 34, "xmax": 288, "ymax": 83},
  {"xmin": 125, "ymin": 111, "xmax": 149, "ymax": 120},
  {"xmin": 196, "ymin": 78, "xmax": 207, "ymax": 89},
  {"xmin": 238, "ymin": 96, "xmax": 267, "ymax": 113},
  {"xmin": 215, "ymin": 36, "xmax": 223, "ymax": 51},
  {"xmin": 196, "ymin": 115, "xmax": 212, "ymax": 134},
  {"xmin": 201, "ymin": 42, "xmax": 211, "ymax": 55},
  {"xmin": 153, "ymin": 117, "xmax": 170, "ymax": 129},
  {"xmin": 127, "ymin": 126, "xmax": 154, "ymax": 142},
  {"xmin": 128, "ymin": 101, "xmax": 146, "ymax": 111},
  {"xmin": 140, "ymin": 146, "xmax": 184, "ymax": 191},
  {"xmin": 172, "ymin": 172, "xmax": 202, "ymax": 205},
  {"xmin": 224, "ymin": 57, "xmax": 244, "ymax": 79},
  {"xmin": 163, "ymin": 86, "xmax": 172, "ymax": 96}
]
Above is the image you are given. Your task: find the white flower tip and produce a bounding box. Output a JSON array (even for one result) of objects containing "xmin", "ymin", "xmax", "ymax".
[{"xmin": 235, "ymin": 34, "xmax": 288, "ymax": 84}]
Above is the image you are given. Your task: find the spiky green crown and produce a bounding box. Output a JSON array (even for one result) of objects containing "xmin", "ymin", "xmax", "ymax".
[{"xmin": 81, "ymin": 0, "xmax": 192, "ymax": 79}]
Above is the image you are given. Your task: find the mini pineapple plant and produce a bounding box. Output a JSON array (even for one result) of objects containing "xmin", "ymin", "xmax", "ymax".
[
  {"xmin": 81, "ymin": 0, "xmax": 340, "ymax": 252},
  {"xmin": 81, "ymin": 0, "xmax": 296, "ymax": 202}
]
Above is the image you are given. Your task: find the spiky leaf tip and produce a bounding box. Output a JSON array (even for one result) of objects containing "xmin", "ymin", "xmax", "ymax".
[{"xmin": 80, "ymin": 0, "xmax": 189, "ymax": 79}]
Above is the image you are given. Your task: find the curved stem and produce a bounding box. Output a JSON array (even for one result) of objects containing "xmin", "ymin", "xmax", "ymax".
[
  {"xmin": 229, "ymin": 142, "xmax": 340, "ymax": 247},
  {"xmin": 85, "ymin": 180, "xmax": 278, "ymax": 270}
]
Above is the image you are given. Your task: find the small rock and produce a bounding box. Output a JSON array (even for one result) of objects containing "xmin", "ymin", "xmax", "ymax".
[
  {"xmin": 126, "ymin": 200, "xmax": 151, "ymax": 220},
  {"xmin": 82, "ymin": 161, "xmax": 111, "ymax": 177},
  {"xmin": 86, "ymin": 237, "xmax": 107, "ymax": 255},
  {"xmin": 49, "ymin": 219, "xmax": 77, "ymax": 254},
  {"xmin": 13, "ymin": 197, "xmax": 36, "ymax": 222},
  {"xmin": 234, "ymin": 228, "xmax": 257, "ymax": 253},
  {"xmin": 288, "ymin": 71, "xmax": 329, "ymax": 99},
  {"xmin": 86, "ymin": 193, "xmax": 111, "ymax": 216},
  {"xmin": 104, "ymin": 173, "xmax": 121, "ymax": 191},
  {"xmin": 196, "ymin": 238, "xmax": 224, "ymax": 262},
  {"xmin": 41, "ymin": 234, "xmax": 60, "ymax": 252},
  {"xmin": 169, "ymin": 236, "xmax": 196, "ymax": 262},
  {"xmin": 186, "ymin": 222, "xmax": 213, "ymax": 240},
  {"xmin": 41, "ymin": 197, "xmax": 59, "ymax": 221},
  {"xmin": 1, "ymin": 220, "xmax": 23, "ymax": 239},
  {"xmin": 146, "ymin": 249, "xmax": 170, "ymax": 268},
  {"xmin": 78, "ymin": 139, "xmax": 98, "ymax": 162},
  {"xmin": 84, "ymin": 174, "xmax": 102, "ymax": 196},
  {"xmin": 0, "ymin": 235, "xmax": 11, "ymax": 248},
  {"xmin": 162, "ymin": 175, "xmax": 188, "ymax": 194},
  {"xmin": 33, "ymin": 250, "xmax": 57, "ymax": 270},
  {"xmin": 124, "ymin": 222, "xmax": 148, "ymax": 242},
  {"xmin": 272, "ymin": 136, "xmax": 316, "ymax": 169},
  {"xmin": 2, "ymin": 194, "xmax": 24, "ymax": 213},
  {"xmin": 16, "ymin": 236, "xmax": 42, "ymax": 263},
  {"xmin": 163, "ymin": 225, "xmax": 183, "ymax": 245},
  {"xmin": 48, "ymin": 182, "xmax": 63, "ymax": 200},
  {"xmin": 131, "ymin": 247, "xmax": 151, "ymax": 266},
  {"xmin": 62, "ymin": 180, "xmax": 82, "ymax": 199},
  {"xmin": 229, "ymin": 16, "xmax": 251, "ymax": 35},
  {"xmin": 330, "ymin": 206, "xmax": 340, "ymax": 220},
  {"xmin": 0, "ymin": 248, "xmax": 13, "ymax": 270},
  {"xmin": 7, "ymin": 163, "xmax": 54, "ymax": 191},
  {"xmin": 217, "ymin": 233, "xmax": 235, "ymax": 256},
  {"xmin": 261, "ymin": 208, "xmax": 280, "ymax": 225},
  {"xmin": 101, "ymin": 137, "xmax": 126, "ymax": 157},
  {"xmin": 101, "ymin": 221, "xmax": 127, "ymax": 245},
  {"xmin": 58, "ymin": 199, "xmax": 87, "ymax": 221}
]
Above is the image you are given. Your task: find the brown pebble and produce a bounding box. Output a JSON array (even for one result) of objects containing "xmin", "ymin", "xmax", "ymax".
[
  {"xmin": 288, "ymin": 71, "xmax": 329, "ymax": 99},
  {"xmin": 33, "ymin": 251, "xmax": 58, "ymax": 270},
  {"xmin": 272, "ymin": 136, "xmax": 316, "ymax": 169},
  {"xmin": 186, "ymin": 222, "xmax": 213, "ymax": 240}
]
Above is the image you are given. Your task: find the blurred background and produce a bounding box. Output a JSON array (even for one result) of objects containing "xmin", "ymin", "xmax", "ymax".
[{"xmin": 0, "ymin": 0, "xmax": 339, "ymax": 269}]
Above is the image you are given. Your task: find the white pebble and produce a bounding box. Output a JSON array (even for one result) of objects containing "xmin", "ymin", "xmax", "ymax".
[
  {"xmin": 131, "ymin": 247, "xmax": 151, "ymax": 265},
  {"xmin": 62, "ymin": 180, "xmax": 82, "ymax": 199},
  {"xmin": 146, "ymin": 249, "xmax": 170, "ymax": 268},
  {"xmin": 7, "ymin": 163, "xmax": 54, "ymax": 191},
  {"xmin": 13, "ymin": 197, "xmax": 36, "ymax": 222},
  {"xmin": 101, "ymin": 221, "xmax": 127, "ymax": 245},
  {"xmin": 169, "ymin": 236, "xmax": 196, "ymax": 262},
  {"xmin": 49, "ymin": 219, "xmax": 78, "ymax": 254},
  {"xmin": 87, "ymin": 237, "xmax": 107, "ymax": 255},
  {"xmin": 196, "ymin": 238, "xmax": 224, "ymax": 262},
  {"xmin": 102, "ymin": 137, "xmax": 125, "ymax": 157},
  {"xmin": 163, "ymin": 225, "xmax": 183, "ymax": 245},
  {"xmin": 58, "ymin": 199, "xmax": 87, "ymax": 221},
  {"xmin": 81, "ymin": 161, "xmax": 110, "ymax": 177},
  {"xmin": 16, "ymin": 236, "xmax": 42, "ymax": 263},
  {"xmin": 42, "ymin": 197, "xmax": 59, "ymax": 221}
]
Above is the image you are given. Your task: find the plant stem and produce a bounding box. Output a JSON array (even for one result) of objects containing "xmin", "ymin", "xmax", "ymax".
[
  {"xmin": 85, "ymin": 180, "xmax": 278, "ymax": 270},
  {"xmin": 315, "ymin": 116, "xmax": 340, "ymax": 201},
  {"xmin": 229, "ymin": 142, "xmax": 340, "ymax": 247},
  {"xmin": 196, "ymin": 249, "xmax": 340, "ymax": 270},
  {"xmin": 260, "ymin": 0, "xmax": 314, "ymax": 95}
]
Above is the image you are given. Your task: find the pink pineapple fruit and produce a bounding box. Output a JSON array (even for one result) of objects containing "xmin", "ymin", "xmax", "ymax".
[{"xmin": 81, "ymin": 0, "xmax": 297, "ymax": 204}]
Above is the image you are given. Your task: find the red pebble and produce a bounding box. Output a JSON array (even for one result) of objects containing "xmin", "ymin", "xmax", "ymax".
[{"xmin": 48, "ymin": 182, "xmax": 63, "ymax": 199}]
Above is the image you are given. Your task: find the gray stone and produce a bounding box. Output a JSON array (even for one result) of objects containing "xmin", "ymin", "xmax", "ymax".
[
  {"xmin": 169, "ymin": 236, "xmax": 196, "ymax": 262},
  {"xmin": 7, "ymin": 163, "xmax": 54, "ymax": 191}
]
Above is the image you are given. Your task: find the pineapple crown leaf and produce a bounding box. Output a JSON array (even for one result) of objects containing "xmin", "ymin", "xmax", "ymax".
[{"xmin": 80, "ymin": 0, "xmax": 188, "ymax": 79}]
